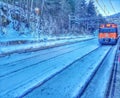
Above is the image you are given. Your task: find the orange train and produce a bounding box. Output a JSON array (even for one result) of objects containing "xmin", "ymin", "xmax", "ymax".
[{"xmin": 98, "ymin": 23, "xmax": 118, "ymax": 45}]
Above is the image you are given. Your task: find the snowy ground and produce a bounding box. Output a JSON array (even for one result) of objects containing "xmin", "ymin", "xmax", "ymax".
[
  {"xmin": 0, "ymin": 39, "xmax": 117, "ymax": 98},
  {"xmin": 0, "ymin": 39, "xmax": 100, "ymax": 98},
  {"xmin": 0, "ymin": 1, "xmax": 119, "ymax": 98},
  {"xmin": 24, "ymin": 46, "xmax": 112, "ymax": 98},
  {"xmin": 0, "ymin": 36, "xmax": 94, "ymax": 57}
]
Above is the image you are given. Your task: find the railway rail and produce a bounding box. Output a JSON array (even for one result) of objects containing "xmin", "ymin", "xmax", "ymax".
[
  {"xmin": 0, "ymin": 39, "xmax": 118, "ymax": 98},
  {"xmin": 23, "ymin": 46, "xmax": 114, "ymax": 98},
  {"xmin": 80, "ymin": 46, "xmax": 117, "ymax": 98},
  {"xmin": 0, "ymin": 39, "xmax": 97, "ymax": 77},
  {"xmin": 106, "ymin": 40, "xmax": 120, "ymax": 98},
  {"xmin": 0, "ymin": 39, "xmax": 99, "ymax": 97},
  {"xmin": 0, "ymin": 39, "xmax": 96, "ymax": 65}
]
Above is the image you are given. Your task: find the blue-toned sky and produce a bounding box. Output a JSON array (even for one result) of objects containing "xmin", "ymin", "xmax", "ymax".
[{"xmin": 87, "ymin": 0, "xmax": 120, "ymax": 16}]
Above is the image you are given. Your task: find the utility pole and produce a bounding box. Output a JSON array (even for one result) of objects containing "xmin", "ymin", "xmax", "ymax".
[
  {"xmin": 68, "ymin": 14, "xmax": 71, "ymax": 32},
  {"xmin": 40, "ymin": 0, "xmax": 45, "ymax": 37},
  {"xmin": 30, "ymin": 0, "xmax": 33, "ymax": 13},
  {"xmin": 35, "ymin": 7, "xmax": 40, "ymax": 41}
]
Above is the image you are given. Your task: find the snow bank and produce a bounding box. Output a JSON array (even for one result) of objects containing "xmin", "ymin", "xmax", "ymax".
[{"xmin": 0, "ymin": 37, "xmax": 94, "ymax": 57}]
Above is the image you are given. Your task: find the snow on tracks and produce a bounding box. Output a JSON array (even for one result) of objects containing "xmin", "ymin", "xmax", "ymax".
[
  {"xmin": 0, "ymin": 41, "xmax": 98, "ymax": 98},
  {"xmin": 80, "ymin": 46, "xmax": 117, "ymax": 98},
  {"xmin": 23, "ymin": 46, "xmax": 112, "ymax": 98},
  {"xmin": 0, "ymin": 39, "xmax": 96, "ymax": 65},
  {"xmin": 106, "ymin": 45, "xmax": 120, "ymax": 98},
  {"xmin": 0, "ymin": 41, "xmax": 88, "ymax": 77}
]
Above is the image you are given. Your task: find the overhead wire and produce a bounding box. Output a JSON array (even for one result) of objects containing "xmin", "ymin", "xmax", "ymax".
[
  {"xmin": 109, "ymin": 0, "xmax": 116, "ymax": 13},
  {"xmin": 109, "ymin": 0, "xmax": 117, "ymax": 22},
  {"xmin": 101, "ymin": 0, "xmax": 110, "ymax": 15},
  {"xmin": 95, "ymin": 0, "xmax": 108, "ymax": 16}
]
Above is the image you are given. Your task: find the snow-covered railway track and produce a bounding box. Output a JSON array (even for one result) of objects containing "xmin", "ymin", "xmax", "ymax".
[
  {"xmin": 0, "ymin": 40, "xmax": 99, "ymax": 98},
  {"xmin": 0, "ymin": 39, "xmax": 96, "ymax": 65},
  {"xmin": 0, "ymin": 44, "xmax": 85, "ymax": 77},
  {"xmin": 79, "ymin": 46, "xmax": 117, "ymax": 98},
  {"xmin": 106, "ymin": 44, "xmax": 120, "ymax": 98},
  {"xmin": 0, "ymin": 40, "xmax": 96, "ymax": 78},
  {"xmin": 22, "ymin": 46, "xmax": 113, "ymax": 98}
]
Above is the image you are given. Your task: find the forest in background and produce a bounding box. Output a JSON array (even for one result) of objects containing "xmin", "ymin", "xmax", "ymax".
[{"xmin": 0, "ymin": 0, "xmax": 106, "ymax": 38}]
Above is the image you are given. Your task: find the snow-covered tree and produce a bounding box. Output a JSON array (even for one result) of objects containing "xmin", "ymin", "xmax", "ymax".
[
  {"xmin": 0, "ymin": 0, "xmax": 107, "ymax": 38},
  {"xmin": 75, "ymin": 0, "xmax": 87, "ymax": 18},
  {"xmin": 87, "ymin": 0, "xmax": 97, "ymax": 17},
  {"xmin": 86, "ymin": 0, "xmax": 106, "ymax": 34}
]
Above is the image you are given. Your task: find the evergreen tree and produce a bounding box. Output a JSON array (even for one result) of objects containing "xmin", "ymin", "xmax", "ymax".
[
  {"xmin": 45, "ymin": 0, "xmax": 61, "ymax": 16},
  {"xmin": 67, "ymin": 0, "xmax": 75, "ymax": 13},
  {"xmin": 86, "ymin": 0, "xmax": 98, "ymax": 34},
  {"xmin": 75, "ymin": 0, "xmax": 87, "ymax": 18},
  {"xmin": 87, "ymin": 0, "xmax": 97, "ymax": 17}
]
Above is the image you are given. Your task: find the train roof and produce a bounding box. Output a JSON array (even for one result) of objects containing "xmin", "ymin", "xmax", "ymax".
[{"xmin": 100, "ymin": 23, "xmax": 117, "ymax": 28}]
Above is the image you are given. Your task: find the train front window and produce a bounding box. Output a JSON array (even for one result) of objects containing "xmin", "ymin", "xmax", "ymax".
[{"xmin": 99, "ymin": 28, "xmax": 117, "ymax": 33}]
